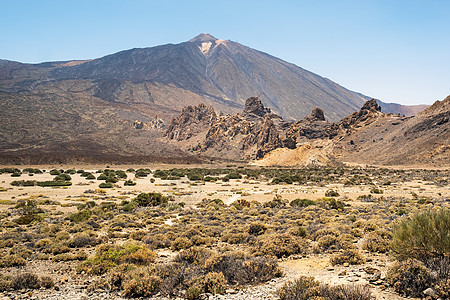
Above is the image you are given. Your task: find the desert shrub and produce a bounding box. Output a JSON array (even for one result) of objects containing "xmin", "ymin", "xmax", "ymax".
[
  {"xmin": 391, "ymin": 209, "xmax": 450, "ymax": 261},
  {"xmin": 386, "ymin": 259, "xmax": 433, "ymax": 297},
  {"xmin": 105, "ymin": 176, "xmax": 118, "ymax": 183},
  {"xmin": 54, "ymin": 174, "xmax": 71, "ymax": 181},
  {"xmin": 279, "ymin": 276, "xmax": 373, "ymax": 300},
  {"xmin": 204, "ymin": 253, "xmax": 281, "ymax": 285},
  {"xmin": 120, "ymin": 247, "xmax": 157, "ymax": 265},
  {"xmin": 370, "ymin": 187, "xmax": 383, "ymax": 194},
  {"xmin": 171, "ymin": 237, "xmax": 193, "ymax": 250},
  {"xmin": 142, "ymin": 233, "xmax": 171, "ymax": 249},
  {"xmin": 221, "ymin": 229, "xmax": 250, "ymax": 244},
  {"xmin": 80, "ymin": 171, "xmax": 91, "ymax": 177},
  {"xmin": 176, "ymin": 246, "xmax": 213, "ymax": 266},
  {"xmin": 362, "ymin": 230, "xmax": 392, "ymax": 253},
  {"xmin": 330, "ymin": 249, "xmax": 365, "ymax": 265},
  {"xmin": 23, "ymin": 168, "xmax": 42, "ymax": 174},
  {"xmin": 79, "ymin": 243, "xmax": 156, "ymax": 275},
  {"xmin": 11, "ymin": 180, "xmax": 36, "ymax": 187},
  {"xmin": 35, "ymin": 238, "xmax": 52, "ymax": 248},
  {"xmin": 69, "ymin": 209, "xmax": 91, "ymax": 223},
  {"xmin": 97, "ymin": 174, "xmax": 107, "ymax": 180},
  {"xmin": 186, "ymin": 283, "xmax": 203, "ymax": 300},
  {"xmin": 0, "ymin": 274, "xmax": 11, "ymax": 292},
  {"xmin": 99, "ymin": 182, "xmax": 113, "ymax": 188},
  {"xmin": 44, "ymin": 244, "xmax": 70, "ymax": 255},
  {"xmin": 325, "ymin": 190, "xmax": 340, "ymax": 197},
  {"xmin": 122, "ymin": 269, "xmax": 162, "ymax": 297},
  {"xmin": 239, "ymin": 256, "xmax": 282, "ymax": 284},
  {"xmin": 324, "ymin": 198, "xmax": 345, "ymax": 210},
  {"xmin": 231, "ymin": 198, "xmax": 251, "ymax": 209},
  {"xmin": 37, "ymin": 180, "xmax": 72, "ymax": 187},
  {"xmin": 288, "ymin": 226, "xmax": 307, "ymax": 237},
  {"xmin": 86, "ymin": 174, "xmax": 96, "ymax": 180},
  {"xmin": 201, "ymin": 272, "xmax": 226, "ymax": 294},
  {"xmin": 56, "ymin": 231, "xmax": 70, "ymax": 241},
  {"xmin": 124, "ymin": 180, "xmax": 136, "ymax": 186},
  {"xmin": 40, "ymin": 276, "xmax": 54, "ymax": 289},
  {"xmin": 225, "ymin": 171, "xmax": 242, "ymax": 180},
  {"xmin": 264, "ymin": 195, "xmax": 287, "ymax": 208},
  {"xmin": 135, "ymin": 169, "xmax": 151, "ymax": 177},
  {"xmin": 11, "ymin": 273, "xmax": 41, "ymax": 290},
  {"xmin": 186, "ymin": 272, "xmax": 226, "ymax": 298},
  {"xmin": 290, "ymin": 198, "xmax": 316, "ymax": 208},
  {"xmin": 14, "ymin": 199, "xmax": 44, "ymax": 224},
  {"xmin": 9, "ymin": 245, "xmax": 32, "ymax": 258},
  {"xmin": 435, "ymin": 278, "xmax": 450, "ymax": 299},
  {"xmin": 129, "ymin": 230, "xmax": 146, "ymax": 241},
  {"xmin": 134, "ymin": 192, "xmax": 169, "ymax": 207},
  {"xmin": 204, "ymin": 176, "xmax": 218, "ymax": 182},
  {"xmin": 15, "ymin": 214, "xmax": 44, "ymax": 225},
  {"xmin": 248, "ymin": 222, "xmax": 267, "ymax": 236},
  {"xmin": 0, "ymin": 255, "xmax": 26, "ymax": 267},
  {"xmin": 278, "ymin": 276, "xmax": 320, "ymax": 300},
  {"xmin": 356, "ymin": 194, "xmax": 375, "ymax": 202},
  {"xmin": 68, "ymin": 235, "xmax": 99, "ymax": 248},
  {"xmin": 187, "ymin": 172, "xmax": 203, "ymax": 181},
  {"xmin": 256, "ymin": 233, "xmax": 308, "ymax": 258},
  {"xmin": 319, "ymin": 284, "xmax": 373, "ymax": 300},
  {"xmin": 317, "ymin": 235, "xmax": 339, "ymax": 251},
  {"xmin": 49, "ymin": 169, "xmax": 60, "ymax": 175},
  {"xmin": 53, "ymin": 251, "xmax": 88, "ymax": 262}
]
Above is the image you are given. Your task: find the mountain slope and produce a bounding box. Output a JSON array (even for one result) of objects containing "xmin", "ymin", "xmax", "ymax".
[{"xmin": 0, "ymin": 34, "xmax": 432, "ymax": 164}]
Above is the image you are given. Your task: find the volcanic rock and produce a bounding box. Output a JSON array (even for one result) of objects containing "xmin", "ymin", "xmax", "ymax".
[{"xmin": 164, "ymin": 104, "xmax": 217, "ymax": 141}]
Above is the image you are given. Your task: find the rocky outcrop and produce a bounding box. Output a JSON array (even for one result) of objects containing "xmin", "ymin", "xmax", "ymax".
[
  {"xmin": 243, "ymin": 97, "xmax": 272, "ymax": 118},
  {"xmin": 164, "ymin": 104, "xmax": 217, "ymax": 141},
  {"xmin": 307, "ymin": 108, "xmax": 326, "ymax": 121},
  {"xmin": 331, "ymin": 99, "xmax": 384, "ymax": 135},
  {"xmin": 285, "ymin": 108, "xmax": 334, "ymax": 144},
  {"xmin": 175, "ymin": 97, "xmax": 285, "ymax": 159},
  {"xmin": 165, "ymin": 97, "xmax": 449, "ymax": 167}
]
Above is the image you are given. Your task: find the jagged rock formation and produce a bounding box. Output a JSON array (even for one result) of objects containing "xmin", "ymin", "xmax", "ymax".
[
  {"xmin": 243, "ymin": 97, "xmax": 272, "ymax": 118},
  {"xmin": 331, "ymin": 99, "xmax": 384, "ymax": 135},
  {"xmin": 185, "ymin": 98, "xmax": 284, "ymax": 159},
  {"xmin": 166, "ymin": 96, "xmax": 449, "ymax": 167},
  {"xmin": 285, "ymin": 108, "xmax": 335, "ymax": 144},
  {"xmin": 333, "ymin": 96, "xmax": 449, "ymax": 166},
  {"xmin": 164, "ymin": 104, "xmax": 216, "ymax": 141}
]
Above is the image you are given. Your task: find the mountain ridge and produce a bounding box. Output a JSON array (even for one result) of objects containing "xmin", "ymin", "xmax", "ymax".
[
  {"xmin": 0, "ymin": 34, "xmax": 437, "ymax": 165},
  {"xmin": 1, "ymin": 34, "xmax": 428, "ymax": 121}
]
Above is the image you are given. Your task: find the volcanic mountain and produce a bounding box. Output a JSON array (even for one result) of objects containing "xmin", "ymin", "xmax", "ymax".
[{"xmin": 0, "ymin": 34, "xmax": 431, "ymax": 164}]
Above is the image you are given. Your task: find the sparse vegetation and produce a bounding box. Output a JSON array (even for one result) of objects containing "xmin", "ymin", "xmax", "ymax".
[{"xmin": 0, "ymin": 166, "xmax": 448, "ymax": 299}]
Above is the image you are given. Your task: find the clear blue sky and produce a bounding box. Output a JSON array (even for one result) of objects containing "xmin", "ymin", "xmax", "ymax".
[{"xmin": 2, "ymin": 0, "xmax": 449, "ymax": 105}]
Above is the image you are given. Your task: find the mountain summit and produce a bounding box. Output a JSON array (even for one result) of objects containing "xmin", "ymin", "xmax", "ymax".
[
  {"xmin": 189, "ymin": 33, "xmax": 218, "ymax": 43},
  {"xmin": 0, "ymin": 33, "xmax": 425, "ymax": 122}
]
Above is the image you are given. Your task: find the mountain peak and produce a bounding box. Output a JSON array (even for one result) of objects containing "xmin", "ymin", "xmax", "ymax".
[{"xmin": 189, "ymin": 33, "xmax": 218, "ymax": 43}]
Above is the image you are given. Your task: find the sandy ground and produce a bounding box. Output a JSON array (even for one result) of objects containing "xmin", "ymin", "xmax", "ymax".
[{"xmin": 0, "ymin": 165, "xmax": 448, "ymax": 300}]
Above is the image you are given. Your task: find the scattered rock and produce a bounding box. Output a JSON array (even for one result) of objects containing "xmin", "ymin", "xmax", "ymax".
[{"xmin": 423, "ymin": 288, "xmax": 437, "ymax": 297}]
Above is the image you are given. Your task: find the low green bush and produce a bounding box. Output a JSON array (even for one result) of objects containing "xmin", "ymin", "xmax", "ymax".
[{"xmin": 391, "ymin": 209, "xmax": 450, "ymax": 261}]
